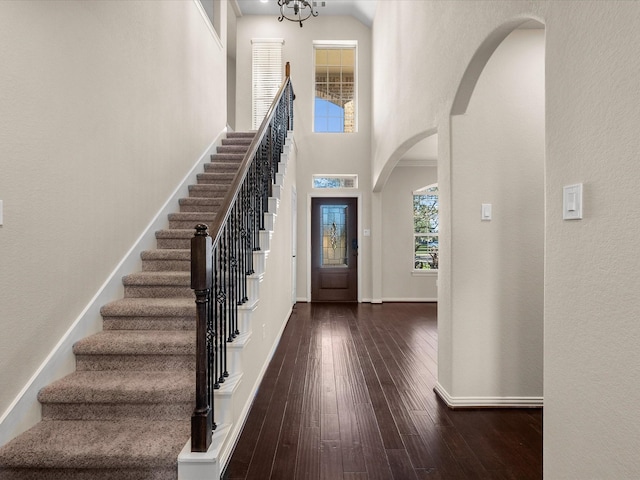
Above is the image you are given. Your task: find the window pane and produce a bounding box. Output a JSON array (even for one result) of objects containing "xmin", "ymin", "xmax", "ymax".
[
  {"xmin": 342, "ymin": 48, "xmax": 355, "ymax": 67},
  {"xmin": 415, "ymin": 236, "xmax": 438, "ymax": 270},
  {"xmin": 327, "ymin": 49, "xmax": 341, "ymax": 65},
  {"xmin": 321, "ymin": 206, "xmax": 348, "ymax": 266},
  {"xmin": 413, "ymin": 194, "xmax": 439, "ymax": 234},
  {"xmin": 315, "ymin": 48, "xmax": 328, "ymax": 65}
]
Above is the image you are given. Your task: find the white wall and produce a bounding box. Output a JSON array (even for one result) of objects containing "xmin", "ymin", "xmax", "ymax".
[
  {"xmin": 234, "ymin": 15, "xmax": 373, "ymax": 301},
  {"xmin": 450, "ymin": 28, "xmax": 544, "ymax": 399},
  {"xmin": 372, "ymin": 1, "xmax": 640, "ymax": 477},
  {"xmin": 381, "ymin": 166, "xmax": 438, "ymax": 301},
  {"xmin": 0, "ymin": 0, "xmax": 227, "ymax": 426}
]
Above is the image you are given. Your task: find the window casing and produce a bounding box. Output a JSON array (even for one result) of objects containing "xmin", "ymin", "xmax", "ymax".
[
  {"xmin": 252, "ymin": 39, "xmax": 284, "ymax": 130},
  {"xmin": 313, "ymin": 42, "xmax": 357, "ymax": 133},
  {"xmin": 413, "ymin": 185, "xmax": 438, "ymax": 271}
]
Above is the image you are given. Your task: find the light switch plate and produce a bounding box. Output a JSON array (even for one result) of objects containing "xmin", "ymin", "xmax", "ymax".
[
  {"xmin": 563, "ymin": 184, "xmax": 583, "ymax": 220},
  {"xmin": 481, "ymin": 203, "xmax": 492, "ymax": 221}
]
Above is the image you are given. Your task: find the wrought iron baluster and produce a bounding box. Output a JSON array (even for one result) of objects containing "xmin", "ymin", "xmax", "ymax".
[{"xmin": 190, "ymin": 64, "xmax": 294, "ymax": 453}]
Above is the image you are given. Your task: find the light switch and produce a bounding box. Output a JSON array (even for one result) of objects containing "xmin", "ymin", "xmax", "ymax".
[
  {"xmin": 563, "ymin": 184, "xmax": 583, "ymax": 220},
  {"xmin": 481, "ymin": 203, "xmax": 492, "ymax": 221}
]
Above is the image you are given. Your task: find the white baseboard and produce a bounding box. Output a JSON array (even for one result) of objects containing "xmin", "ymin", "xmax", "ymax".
[
  {"xmin": 434, "ymin": 382, "xmax": 543, "ymax": 408},
  {"xmin": 0, "ymin": 130, "xmax": 227, "ymax": 447},
  {"xmin": 382, "ymin": 298, "xmax": 438, "ymax": 303}
]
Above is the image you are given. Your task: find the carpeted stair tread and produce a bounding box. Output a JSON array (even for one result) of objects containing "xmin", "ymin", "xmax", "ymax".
[
  {"xmin": 155, "ymin": 229, "xmax": 196, "ymax": 239},
  {"xmin": 101, "ymin": 297, "xmax": 195, "ymax": 317},
  {"xmin": 210, "ymin": 153, "xmax": 245, "ymax": 162},
  {"xmin": 216, "ymin": 145, "xmax": 249, "ymax": 154},
  {"xmin": 197, "ymin": 172, "xmax": 237, "ymax": 183},
  {"xmin": 73, "ymin": 330, "xmax": 194, "ymax": 356},
  {"xmin": 179, "ymin": 197, "xmax": 224, "ymax": 213},
  {"xmin": 38, "ymin": 371, "xmax": 193, "ymax": 404},
  {"xmin": 203, "ymin": 161, "xmax": 242, "ymax": 173},
  {"xmin": 168, "ymin": 212, "xmax": 217, "ymax": 222},
  {"xmin": 122, "ymin": 271, "xmax": 190, "ymax": 286},
  {"xmin": 221, "ymin": 137, "xmax": 253, "ymax": 146},
  {"xmin": 226, "ymin": 131, "xmax": 256, "ymax": 138},
  {"xmin": 188, "ymin": 184, "xmax": 230, "ymax": 197},
  {"xmin": 0, "ymin": 420, "xmax": 189, "ymax": 470},
  {"xmin": 179, "ymin": 197, "xmax": 224, "ymax": 206},
  {"xmin": 141, "ymin": 249, "xmax": 190, "ymax": 261}
]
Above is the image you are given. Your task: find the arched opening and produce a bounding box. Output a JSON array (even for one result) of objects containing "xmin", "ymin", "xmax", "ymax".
[
  {"xmin": 438, "ymin": 19, "xmax": 546, "ymax": 406},
  {"xmin": 378, "ymin": 134, "xmax": 439, "ymax": 302}
]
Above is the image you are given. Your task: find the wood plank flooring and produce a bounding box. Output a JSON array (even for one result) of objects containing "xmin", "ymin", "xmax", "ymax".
[{"xmin": 223, "ymin": 303, "xmax": 542, "ymax": 480}]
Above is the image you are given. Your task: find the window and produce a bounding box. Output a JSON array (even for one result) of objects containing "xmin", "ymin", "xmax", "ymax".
[
  {"xmin": 314, "ymin": 42, "xmax": 356, "ymax": 133},
  {"xmin": 413, "ymin": 185, "xmax": 438, "ymax": 270},
  {"xmin": 313, "ymin": 174, "xmax": 358, "ymax": 189},
  {"xmin": 198, "ymin": 0, "xmax": 221, "ymax": 38},
  {"xmin": 252, "ymin": 39, "xmax": 284, "ymax": 130}
]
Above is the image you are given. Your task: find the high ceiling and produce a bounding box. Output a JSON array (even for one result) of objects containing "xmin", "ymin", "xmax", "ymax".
[{"xmin": 235, "ymin": 0, "xmax": 378, "ymax": 27}]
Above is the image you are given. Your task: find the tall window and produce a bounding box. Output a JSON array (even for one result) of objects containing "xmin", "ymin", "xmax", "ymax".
[
  {"xmin": 413, "ymin": 185, "xmax": 438, "ymax": 270},
  {"xmin": 252, "ymin": 39, "xmax": 284, "ymax": 130},
  {"xmin": 314, "ymin": 42, "xmax": 356, "ymax": 133}
]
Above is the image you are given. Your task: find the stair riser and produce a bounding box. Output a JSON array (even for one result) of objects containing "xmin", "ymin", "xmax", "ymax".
[
  {"xmin": 0, "ymin": 468, "xmax": 178, "ymax": 480},
  {"xmin": 157, "ymin": 238, "xmax": 191, "ymax": 249},
  {"xmin": 216, "ymin": 146, "xmax": 247, "ymax": 154},
  {"xmin": 210, "ymin": 153, "xmax": 244, "ymax": 162},
  {"xmin": 221, "ymin": 138, "xmax": 252, "ymax": 146},
  {"xmin": 188, "ymin": 187, "xmax": 229, "ymax": 198},
  {"xmin": 124, "ymin": 286, "xmax": 194, "ymax": 298},
  {"xmin": 180, "ymin": 198, "xmax": 224, "ymax": 208},
  {"xmin": 76, "ymin": 354, "xmax": 194, "ymax": 372},
  {"xmin": 227, "ymin": 132, "xmax": 256, "ymax": 138},
  {"xmin": 169, "ymin": 220, "xmax": 214, "ymax": 230},
  {"xmin": 197, "ymin": 174, "xmax": 236, "ymax": 184},
  {"xmin": 103, "ymin": 317, "xmax": 195, "ymax": 331},
  {"xmin": 41, "ymin": 402, "xmax": 193, "ymax": 422},
  {"xmin": 179, "ymin": 204, "xmax": 221, "ymax": 213},
  {"xmin": 142, "ymin": 260, "xmax": 190, "ymax": 272},
  {"xmin": 203, "ymin": 163, "xmax": 241, "ymax": 173}
]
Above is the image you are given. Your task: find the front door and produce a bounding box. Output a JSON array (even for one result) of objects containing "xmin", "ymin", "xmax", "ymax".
[{"xmin": 311, "ymin": 197, "xmax": 358, "ymax": 302}]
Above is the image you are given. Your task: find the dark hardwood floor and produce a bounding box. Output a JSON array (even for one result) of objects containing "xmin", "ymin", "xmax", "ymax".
[{"xmin": 223, "ymin": 302, "xmax": 542, "ymax": 480}]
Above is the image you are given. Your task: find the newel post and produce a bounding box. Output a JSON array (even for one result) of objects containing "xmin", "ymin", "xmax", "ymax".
[{"xmin": 191, "ymin": 224, "xmax": 213, "ymax": 452}]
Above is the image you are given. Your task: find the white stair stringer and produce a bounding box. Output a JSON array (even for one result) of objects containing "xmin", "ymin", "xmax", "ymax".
[
  {"xmin": 178, "ymin": 424, "xmax": 232, "ymax": 480},
  {"xmin": 178, "ymin": 129, "xmax": 295, "ymax": 480},
  {"xmin": 226, "ymin": 331, "xmax": 251, "ymax": 375},
  {"xmin": 237, "ymin": 299, "xmax": 258, "ymax": 334},
  {"xmin": 213, "ymin": 373, "xmax": 243, "ymax": 426}
]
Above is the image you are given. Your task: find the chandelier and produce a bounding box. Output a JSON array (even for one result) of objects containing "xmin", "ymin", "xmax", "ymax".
[{"xmin": 278, "ymin": 0, "xmax": 318, "ymax": 27}]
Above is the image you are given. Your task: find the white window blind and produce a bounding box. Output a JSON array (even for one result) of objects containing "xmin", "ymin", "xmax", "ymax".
[{"xmin": 252, "ymin": 39, "xmax": 284, "ymax": 130}]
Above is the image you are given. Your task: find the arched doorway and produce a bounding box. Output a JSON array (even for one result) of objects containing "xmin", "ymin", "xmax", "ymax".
[{"xmin": 438, "ymin": 20, "xmax": 546, "ymax": 407}]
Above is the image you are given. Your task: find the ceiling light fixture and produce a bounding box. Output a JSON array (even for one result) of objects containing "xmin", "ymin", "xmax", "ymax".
[{"xmin": 277, "ymin": 0, "xmax": 318, "ymax": 28}]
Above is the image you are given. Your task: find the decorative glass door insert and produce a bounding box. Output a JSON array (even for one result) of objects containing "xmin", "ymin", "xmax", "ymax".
[{"xmin": 321, "ymin": 205, "xmax": 348, "ymax": 267}]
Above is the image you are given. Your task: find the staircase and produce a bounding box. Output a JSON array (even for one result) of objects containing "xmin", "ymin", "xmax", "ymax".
[{"xmin": 0, "ymin": 132, "xmax": 256, "ymax": 480}]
